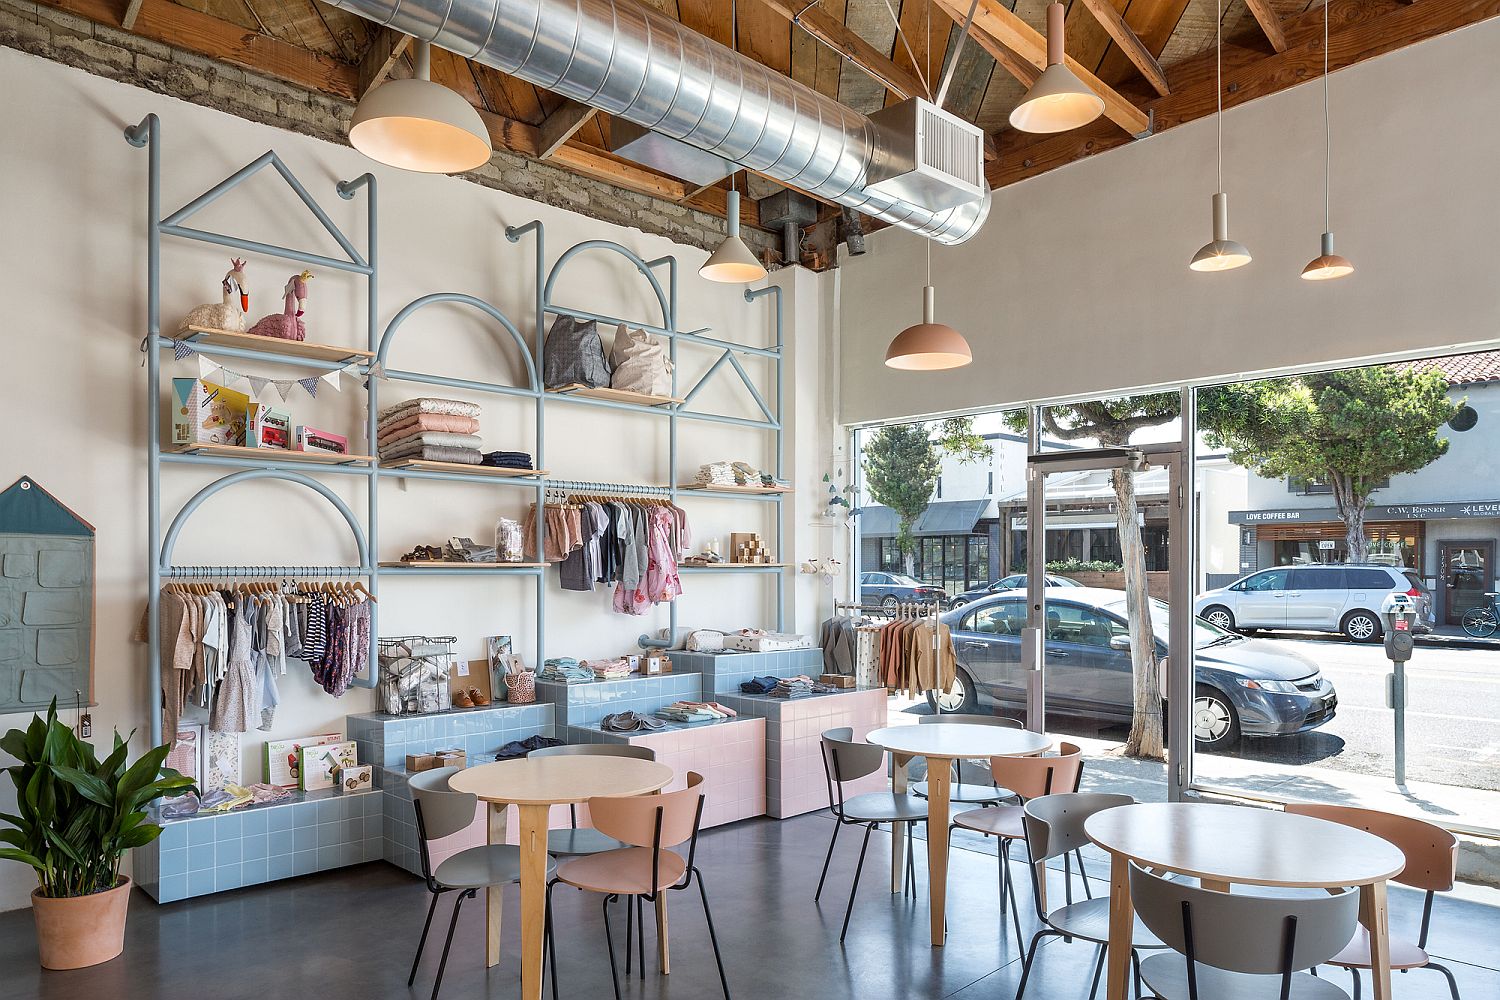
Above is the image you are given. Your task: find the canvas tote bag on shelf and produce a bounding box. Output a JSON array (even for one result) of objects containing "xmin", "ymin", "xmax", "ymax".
[
  {"xmin": 609, "ymin": 324, "xmax": 674, "ymax": 397},
  {"xmin": 543, "ymin": 315, "xmax": 612, "ymax": 389}
]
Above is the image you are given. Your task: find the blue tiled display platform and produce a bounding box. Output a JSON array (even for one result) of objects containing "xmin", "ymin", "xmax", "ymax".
[
  {"xmin": 348, "ymin": 702, "xmax": 557, "ymax": 767},
  {"xmin": 670, "ymin": 648, "xmax": 825, "ymax": 694},
  {"xmin": 134, "ymin": 786, "xmax": 382, "ymax": 903},
  {"xmin": 536, "ymin": 671, "xmax": 703, "ymax": 727}
]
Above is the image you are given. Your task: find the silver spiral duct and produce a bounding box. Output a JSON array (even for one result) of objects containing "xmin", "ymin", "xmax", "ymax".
[{"xmin": 329, "ymin": 0, "xmax": 991, "ymax": 244}]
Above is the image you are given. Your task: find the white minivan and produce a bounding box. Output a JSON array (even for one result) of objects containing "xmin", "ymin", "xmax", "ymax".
[{"xmin": 1195, "ymin": 564, "xmax": 1434, "ymax": 642}]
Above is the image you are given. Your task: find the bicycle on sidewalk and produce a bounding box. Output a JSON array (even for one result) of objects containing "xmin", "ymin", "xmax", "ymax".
[{"xmin": 1461, "ymin": 591, "xmax": 1500, "ymax": 638}]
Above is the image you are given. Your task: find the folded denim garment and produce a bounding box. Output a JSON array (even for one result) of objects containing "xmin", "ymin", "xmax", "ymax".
[
  {"xmin": 739, "ymin": 675, "xmax": 781, "ymax": 695},
  {"xmin": 494, "ymin": 735, "xmax": 565, "ymax": 760}
]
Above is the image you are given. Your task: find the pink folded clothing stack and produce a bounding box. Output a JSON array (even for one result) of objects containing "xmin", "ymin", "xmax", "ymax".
[
  {"xmin": 377, "ymin": 398, "xmax": 483, "ymax": 464},
  {"xmin": 584, "ymin": 657, "xmax": 633, "ymax": 680}
]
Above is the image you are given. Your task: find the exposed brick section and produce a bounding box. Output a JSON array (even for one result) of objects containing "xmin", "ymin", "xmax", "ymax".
[{"xmin": 0, "ymin": 0, "xmax": 779, "ymax": 258}]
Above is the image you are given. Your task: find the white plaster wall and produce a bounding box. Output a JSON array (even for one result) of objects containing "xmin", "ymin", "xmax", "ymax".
[
  {"xmin": 838, "ymin": 18, "xmax": 1500, "ymax": 425},
  {"xmin": 0, "ymin": 47, "xmax": 830, "ymax": 911}
]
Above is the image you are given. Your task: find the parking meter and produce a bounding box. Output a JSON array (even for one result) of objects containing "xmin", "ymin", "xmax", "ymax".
[{"xmin": 1380, "ymin": 594, "xmax": 1417, "ymax": 786}]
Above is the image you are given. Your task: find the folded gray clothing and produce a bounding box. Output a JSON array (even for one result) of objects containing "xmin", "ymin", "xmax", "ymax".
[
  {"xmin": 380, "ymin": 444, "xmax": 481, "ymax": 465},
  {"xmin": 600, "ymin": 711, "xmax": 665, "ymax": 733},
  {"xmin": 380, "ymin": 430, "xmax": 484, "ymax": 452},
  {"xmin": 377, "ymin": 397, "xmax": 482, "ymax": 422}
]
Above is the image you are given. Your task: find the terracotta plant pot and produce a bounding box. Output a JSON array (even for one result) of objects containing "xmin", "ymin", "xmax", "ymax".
[{"xmin": 30, "ymin": 877, "xmax": 131, "ymax": 970}]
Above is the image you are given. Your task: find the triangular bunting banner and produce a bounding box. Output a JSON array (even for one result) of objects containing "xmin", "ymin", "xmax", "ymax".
[
  {"xmin": 197, "ymin": 355, "xmax": 220, "ymax": 381},
  {"xmin": 247, "ymin": 376, "xmax": 270, "ymax": 397},
  {"xmin": 173, "ymin": 340, "xmax": 197, "ymax": 361},
  {"xmin": 297, "ymin": 377, "xmax": 319, "ymax": 399},
  {"xmin": 274, "ymin": 380, "xmax": 295, "ymax": 402},
  {"xmin": 320, "ymin": 368, "xmax": 344, "ymax": 392}
]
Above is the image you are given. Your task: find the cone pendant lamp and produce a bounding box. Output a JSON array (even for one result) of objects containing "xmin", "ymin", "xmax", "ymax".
[
  {"xmin": 699, "ymin": 188, "xmax": 767, "ymax": 284},
  {"xmin": 1302, "ymin": 0, "xmax": 1354, "ymax": 281},
  {"xmin": 1189, "ymin": 0, "xmax": 1251, "ymax": 272},
  {"xmin": 348, "ymin": 40, "xmax": 491, "ymax": 174},
  {"xmin": 885, "ymin": 244, "xmax": 971, "ymax": 371},
  {"xmin": 1010, "ymin": 3, "xmax": 1104, "ymax": 134}
]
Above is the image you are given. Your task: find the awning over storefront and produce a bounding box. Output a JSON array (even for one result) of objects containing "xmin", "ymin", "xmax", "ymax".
[
  {"xmin": 858, "ymin": 499, "xmax": 991, "ymax": 539},
  {"xmin": 1229, "ymin": 499, "xmax": 1500, "ymax": 525}
]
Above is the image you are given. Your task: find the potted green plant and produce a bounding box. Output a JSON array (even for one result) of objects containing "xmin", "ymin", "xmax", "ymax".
[{"xmin": 0, "ymin": 700, "xmax": 194, "ymax": 970}]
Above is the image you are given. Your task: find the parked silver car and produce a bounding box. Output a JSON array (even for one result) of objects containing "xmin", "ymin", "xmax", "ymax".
[{"xmin": 1194, "ymin": 564, "xmax": 1433, "ymax": 642}]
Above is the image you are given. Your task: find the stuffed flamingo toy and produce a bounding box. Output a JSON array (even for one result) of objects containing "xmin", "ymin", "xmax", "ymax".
[
  {"xmin": 248, "ymin": 270, "xmax": 313, "ymax": 342},
  {"xmin": 180, "ymin": 258, "xmax": 251, "ymax": 332}
]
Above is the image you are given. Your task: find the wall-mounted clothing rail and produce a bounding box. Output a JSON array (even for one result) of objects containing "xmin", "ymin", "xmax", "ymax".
[{"xmin": 127, "ymin": 115, "xmax": 381, "ymax": 747}]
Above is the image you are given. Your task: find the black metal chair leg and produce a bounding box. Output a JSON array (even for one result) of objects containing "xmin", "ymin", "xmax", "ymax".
[
  {"xmin": 1429, "ymin": 962, "xmax": 1462, "ymax": 1000},
  {"xmin": 905, "ymin": 823, "xmax": 916, "ymax": 899},
  {"xmin": 1015, "ymin": 930, "xmax": 1055, "ymax": 1000},
  {"xmin": 815, "ymin": 820, "xmax": 843, "ymax": 902},
  {"xmin": 695, "ymin": 870, "xmax": 732, "ymax": 1000},
  {"xmin": 602, "ymin": 895, "xmax": 622, "ymax": 1000},
  {"xmin": 430, "ymin": 889, "xmax": 473, "ymax": 1000},
  {"xmin": 1088, "ymin": 945, "xmax": 1107, "ymax": 1000},
  {"xmin": 546, "ymin": 881, "xmax": 560, "ymax": 1000},
  {"xmin": 1351, "ymin": 968, "xmax": 1362, "ymax": 1000},
  {"xmin": 841, "ymin": 824, "xmax": 875, "ymax": 943},
  {"xmin": 1064, "ymin": 851, "xmax": 1074, "ymax": 906},
  {"xmin": 1076, "ymin": 849, "xmax": 1093, "ymax": 900},
  {"xmin": 636, "ymin": 894, "xmax": 646, "ymax": 980},
  {"xmin": 1003, "ymin": 840, "xmax": 1024, "ymax": 948},
  {"xmin": 1131, "ymin": 948, "xmax": 1144, "ymax": 1000},
  {"xmin": 625, "ymin": 892, "xmax": 634, "ymax": 975},
  {"xmin": 408, "ymin": 891, "xmax": 439, "ymax": 986}
]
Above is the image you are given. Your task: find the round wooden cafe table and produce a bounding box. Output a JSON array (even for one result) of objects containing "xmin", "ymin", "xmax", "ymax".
[
  {"xmin": 865, "ymin": 724, "xmax": 1052, "ymax": 946},
  {"xmin": 1086, "ymin": 802, "xmax": 1407, "ymax": 1000},
  {"xmin": 448, "ymin": 755, "xmax": 674, "ymax": 1000}
]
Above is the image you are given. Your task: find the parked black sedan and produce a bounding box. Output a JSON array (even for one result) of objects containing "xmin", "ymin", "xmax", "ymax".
[
  {"xmin": 858, "ymin": 572, "xmax": 948, "ymax": 612},
  {"xmin": 948, "ymin": 573, "xmax": 1082, "ymax": 608},
  {"xmin": 933, "ymin": 588, "xmax": 1338, "ymax": 750}
]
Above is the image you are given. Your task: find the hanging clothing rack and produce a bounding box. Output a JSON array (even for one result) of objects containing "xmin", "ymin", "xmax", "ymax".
[{"xmin": 162, "ymin": 565, "xmax": 371, "ymax": 579}]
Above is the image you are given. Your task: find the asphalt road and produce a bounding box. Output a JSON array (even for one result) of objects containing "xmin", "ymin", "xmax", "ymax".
[{"xmin": 1213, "ymin": 634, "xmax": 1500, "ymax": 792}]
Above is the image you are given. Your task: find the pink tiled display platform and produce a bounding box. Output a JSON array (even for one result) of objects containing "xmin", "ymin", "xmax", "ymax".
[
  {"xmin": 619, "ymin": 717, "xmax": 767, "ymax": 829},
  {"xmin": 717, "ymin": 688, "xmax": 889, "ymax": 818}
]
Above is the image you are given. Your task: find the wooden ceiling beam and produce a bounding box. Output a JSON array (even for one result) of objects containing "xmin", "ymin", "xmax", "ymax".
[
  {"xmin": 988, "ymin": 0, "xmax": 1500, "ymax": 188},
  {"xmin": 932, "ymin": 0, "xmax": 1150, "ymax": 135},
  {"xmin": 1076, "ymin": 0, "xmax": 1171, "ymax": 95},
  {"xmin": 1242, "ymin": 0, "xmax": 1290, "ymax": 53},
  {"xmin": 42, "ymin": 0, "xmax": 357, "ymax": 97},
  {"xmin": 357, "ymin": 26, "xmax": 409, "ymax": 98},
  {"xmin": 755, "ymin": 0, "xmax": 928, "ymax": 101},
  {"xmin": 536, "ymin": 100, "xmax": 600, "ymax": 159}
]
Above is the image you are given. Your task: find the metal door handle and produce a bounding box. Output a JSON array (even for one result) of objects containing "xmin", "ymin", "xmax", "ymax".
[{"xmin": 1050, "ymin": 651, "xmax": 1070, "ymax": 658}]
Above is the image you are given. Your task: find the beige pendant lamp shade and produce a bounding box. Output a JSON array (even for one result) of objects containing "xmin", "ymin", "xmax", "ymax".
[
  {"xmin": 1190, "ymin": 192, "xmax": 1252, "ymax": 272},
  {"xmin": 349, "ymin": 40, "xmax": 492, "ymax": 174},
  {"xmin": 885, "ymin": 285, "xmax": 972, "ymax": 371},
  {"xmin": 699, "ymin": 189, "xmax": 768, "ymax": 283},
  {"xmin": 1189, "ymin": 0, "xmax": 1250, "ymax": 272},
  {"xmin": 1010, "ymin": 3, "xmax": 1104, "ymax": 134},
  {"xmin": 1301, "ymin": 0, "xmax": 1353, "ymax": 281}
]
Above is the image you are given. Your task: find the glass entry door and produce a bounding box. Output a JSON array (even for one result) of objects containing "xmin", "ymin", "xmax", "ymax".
[
  {"xmin": 1024, "ymin": 446, "xmax": 1189, "ymax": 802},
  {"xmin": 1440, "ymin": 541, "xmax": 1493, "ymax": 626}
]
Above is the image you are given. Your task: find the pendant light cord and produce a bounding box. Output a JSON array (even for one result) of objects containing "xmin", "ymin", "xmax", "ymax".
[
  {"xmin": 731, "ymin": 0, "xmax": 738, "ymax": 198},
  {"xmin": 1323, "ymin": 0, "xmax": 1331, "ymax": 233},
  {"xmin": 1215, "ymin": 0, "xmax": 1223, "ymax": 193}
]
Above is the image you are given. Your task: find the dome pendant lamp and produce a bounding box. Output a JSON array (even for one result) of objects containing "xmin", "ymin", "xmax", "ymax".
[
  {"xmin": 885, "ymin": 242, "xmax": 971, "ymax": 371},
  {"xmin": 348, "ymin": 39, "xmax": 492, "ymax": 174},
  {"xmin": 1302, "ymin": 0, "xmax": 1354, "ymax": 281},
  {"xmin": 1190, "ymin": 0, "xmax": 1251, "ymax": 272},
  {"xmin": 1010, "ymin": 2, "xmax": 1105, "ymax": 134}
]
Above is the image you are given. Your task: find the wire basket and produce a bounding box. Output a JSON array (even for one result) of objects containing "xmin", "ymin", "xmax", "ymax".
[{"xmin": 377, "ymin": 635, "xmax": 456, "ymax": 716}]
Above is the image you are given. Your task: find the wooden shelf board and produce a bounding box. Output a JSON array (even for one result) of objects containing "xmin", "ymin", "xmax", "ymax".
[
  {"xmin": 381, "ymin": 460, "xmax": 545, "ymax": 479},
  {"xmin": 680, "ymin": 562, "xmax": 790, "ymax": 569},
  {"xmin": 548, "ymin": 384, "xmax": 683, "ymax": 408},
  {"xmin": 677, "ymin": 483, "xmax": 793, "ymax": 495},
  {"xmin": 170, "ymin": 443, "xmax": 372, "ymax": 465},
  {"xmin": 378, "ymin": 561, "xmax": 547, "ymax": 569},
  {"xmin": 172, "ymin": 326, "xmax": 374, "ymax": 364}
]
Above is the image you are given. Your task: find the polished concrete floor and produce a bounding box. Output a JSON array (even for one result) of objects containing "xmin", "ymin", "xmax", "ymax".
[{"xmin": 3, "ymin": 812, "xmax": 1497, "ymax": 1000}]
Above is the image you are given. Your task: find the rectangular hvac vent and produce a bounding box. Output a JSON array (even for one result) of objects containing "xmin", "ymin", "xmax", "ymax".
[{"xmin": 865, "ymin": 98, "xmax": 986, "ymax": 214}]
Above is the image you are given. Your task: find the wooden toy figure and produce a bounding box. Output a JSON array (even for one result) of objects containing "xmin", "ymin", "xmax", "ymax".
[
  {"xmin": 179, "ymin": 258, "xmax": 250, "ymax": 333},
  {"xmin": 248, "ymin": 270, "xmax": 313, "ymax": 341}
]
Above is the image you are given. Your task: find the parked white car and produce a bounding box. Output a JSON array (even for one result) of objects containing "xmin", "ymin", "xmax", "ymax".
[{"xmin": 1195, "ymin": 564, "xmax": 1434, "ymax": 643}]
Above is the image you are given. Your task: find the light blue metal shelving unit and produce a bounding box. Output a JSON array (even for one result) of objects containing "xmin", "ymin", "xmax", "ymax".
[{"xmin": 131, "ymin": 114, "xmax": 788, "ymax": 749}]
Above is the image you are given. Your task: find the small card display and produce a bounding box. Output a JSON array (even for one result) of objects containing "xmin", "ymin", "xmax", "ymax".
[
  {"xmin": 263, "ymin": 733, "xmax": 343, "ymax": 788},
  {"xmin": 297, "ymin": 740, "xmax": 357, "ymax": 791}
]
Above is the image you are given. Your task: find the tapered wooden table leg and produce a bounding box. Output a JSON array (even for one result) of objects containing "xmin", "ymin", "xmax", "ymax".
[
  {"xmin": 1104, "ymin": 852, "xmax": 1133, "ymax": 1000},
  {"xmin": 925, "ymin": 762, "xmax": 951, "ymax": 946},
  {"xmin": 517, "ymin": 803, "xmax": 550, "ymax": 1000},
  {"xmin": 486, "ymin": 802, "xmax": 507, "ymax": 968},
  {"xmin": 890, "ymin": 753, "xmax": 910, "ymax": 893},
  {"xmin": 1361, "ymin": 880, "xmax": 1393, "ymax": 1000}
]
